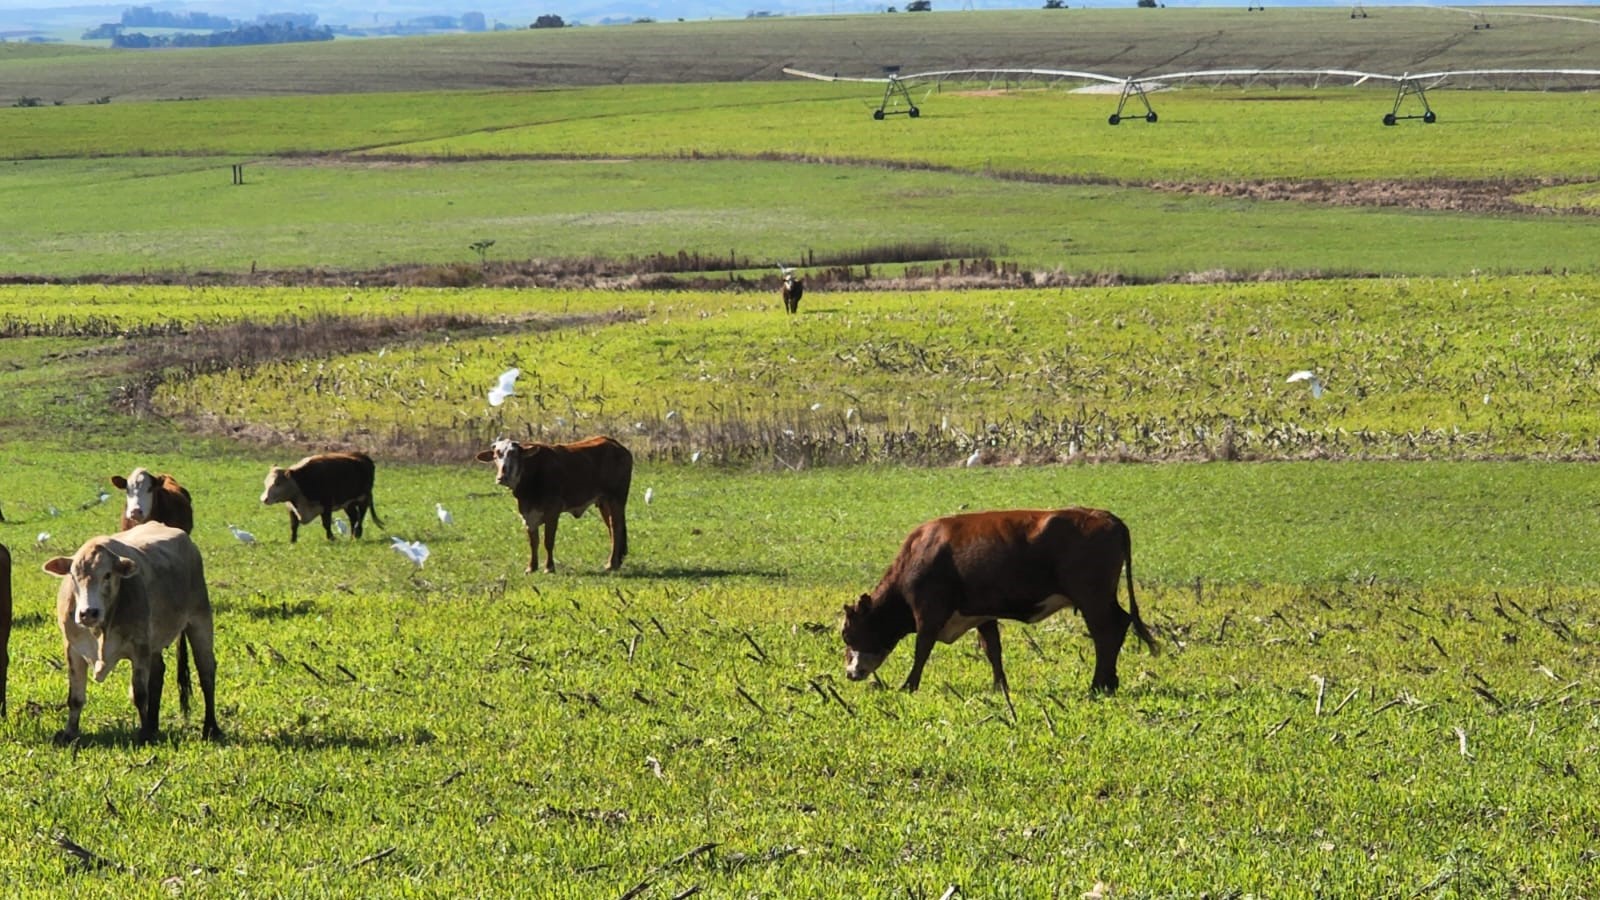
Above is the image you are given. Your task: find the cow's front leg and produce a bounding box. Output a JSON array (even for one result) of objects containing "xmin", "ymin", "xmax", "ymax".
[
  {"xmin": 599, "ymin": 501, "xmax": 627, "ymax": 571},
  {"xmin": 1084, "ymin": 605, "xmax": 1131, "ymax": 695},
  {"xmin": 132, "ymin": 652, "xmax": 165, "ymax": 744},
  {"xmin": 540, "ymin": 517, "xmax": 559, "ymax": 574},
  {"xmin": 975, "ymin": 621, "xmax": 1008, "ymax": 693},
  {"xmin": 900, "ymin": 628, "xmax": 940, "ymax": 693},
  {"xmin": 320, "ymin": 509, "xmax": 337, "ymax": 541},
  {"xmin": 522, "ymin": 524, "xmax": 540, "ymax": 574},
  {"xmin": 54, "ymin": 645, "xmax": 88, "ymax": 745},
  {"xmin": 287, "ymin": 509, "xmax": 300, "ymax": 543}
]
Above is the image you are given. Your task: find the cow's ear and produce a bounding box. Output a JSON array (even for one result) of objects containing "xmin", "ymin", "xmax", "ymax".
[
  {"xmin": 42, "ymin": 557, "xmax": 72, "ymax": 577},
  {"xmin": 474, "ymin": 449, "xmax": 495, "ymax": 462},
  {"xmin": 113, "ymin": 557, "xmax": 139, "ymax": 578},
  {"xmin": 111, "ymin": 475, "xmax": 128, "ymax": 490}
]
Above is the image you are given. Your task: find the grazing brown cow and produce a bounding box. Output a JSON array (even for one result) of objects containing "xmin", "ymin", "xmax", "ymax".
[
  {"xmin": 260, "ymin": 451, "xmax": 383, "ymax": 542},
  {"xmin": 111, "ymin": 468, "xmax": 194, "ymax": 534},
  {"xmin": 781, "ymin": 269, "xmax": 804, "ymax": 315},
  {"xmin": 43, "ymin": 522, "xmax": 222, "ymax": 744},
  {"xmin": 0, "ymin": 543, "xmax": 11, "ymax": 717},
  {"xmin": 841, "ymin": 508, "xmax": 1158, "ymax": 695},
  {"xmin": 475, "ymin": 436, "xmax": 632, "ymax": 573}
]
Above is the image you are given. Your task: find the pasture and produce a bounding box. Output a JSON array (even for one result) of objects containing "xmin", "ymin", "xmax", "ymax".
[
  {"xmin": 3, "ymin": 7, "xmax": 1599, "ymax": 100},
  {"xmin": 5, "ymin": 85, "xmax": 1600, "ymax": 282},
  {"xmin": 5, "ymin": 7, "xmax": 1600, "ymax": 895}
]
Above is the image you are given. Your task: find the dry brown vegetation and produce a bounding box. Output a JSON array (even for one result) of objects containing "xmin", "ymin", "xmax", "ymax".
[{"xmin": 1147, "ymin": 176, "xmax": 1590, "ymax": 215}]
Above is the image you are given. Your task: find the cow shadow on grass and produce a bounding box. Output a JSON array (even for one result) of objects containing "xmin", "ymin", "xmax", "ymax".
[
  {"xmin": 52, "ymin": 728, "xmax": 408, "ymax": 752},
  {"xmin": 612, "ymin": 564, "xmax": 787, "ymax": 581}
]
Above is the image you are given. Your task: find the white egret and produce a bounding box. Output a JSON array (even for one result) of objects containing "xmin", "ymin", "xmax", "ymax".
[
  {"xmin": 227, "ymin": 524, "xmax": 256, "ymax": 545},
  {"xmin": 436, "ymin": 503, "xmax": 454, "ymax": 526},
  {"xmin": 488, "ymin": 367, "xmax": 521, "ymax": 407},
  {"xmin": 390, "ymin": 537, "xmax": 430, "ymax": 567},
  {"xmin": 1286, "ymin": 370, "xmax": 1325, "ymax": 399},
  {"xmin": 644, "ymin": 488, "xmax": 654, "ymax": 505}
]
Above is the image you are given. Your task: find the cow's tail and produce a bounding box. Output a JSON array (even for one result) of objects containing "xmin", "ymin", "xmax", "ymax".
[
  {"xmin": 366, "ymin": 494, "xmax": 384, "ymax": 529},
  {"xmin": 176, "ymin": 631, "xmax": 193, "ymax": 717},
  {"xmin": 1122, "ymin": 522, "xmax": 1159, "ymax": 655}
]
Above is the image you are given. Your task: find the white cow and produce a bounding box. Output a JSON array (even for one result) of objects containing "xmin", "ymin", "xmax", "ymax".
[{"xmin": 43, "ymin": 522, "xmax": 222, "ymax": 744}]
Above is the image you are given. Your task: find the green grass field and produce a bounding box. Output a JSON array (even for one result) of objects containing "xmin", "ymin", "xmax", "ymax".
[
  {"xmin": 6, "ymin": 9, "xmax": 1600, "ymax": 895},
  {"xmin": 4, "ymin": 7, "xmax": 1599, "ymax": 100},
  {"xmin": 5, "ymin": 83, "xmax": 1600, "ymax": 281}
]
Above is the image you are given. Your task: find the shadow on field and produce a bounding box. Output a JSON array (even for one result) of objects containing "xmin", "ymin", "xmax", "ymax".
[
  {"xmin": 615, "ymin": 565, "xmax": 788, "ymax": 580},
  {"xmin": 237, "ymin": 599, "xmax": 319, "ymax": 621}
]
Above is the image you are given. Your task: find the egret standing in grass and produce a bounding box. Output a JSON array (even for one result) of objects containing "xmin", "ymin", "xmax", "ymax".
[
  {"xmin": 227, "ymin": 523, "xmax": 256, "ymax": 545},
  {"xmin": 436, "ymin": 503, "xmax": 454, "ymax": 526}
]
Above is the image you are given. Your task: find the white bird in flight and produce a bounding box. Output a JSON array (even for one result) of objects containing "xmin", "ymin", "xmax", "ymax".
[
  {"xmin": 390, "ymin": 536, "xmax": 430, "ymax": 567},
  {"xmin": 1286, "ymin": 370, "xmax": 1324, "ymax": 399},
  {"xmin": 227, "ymin": 524, "xmax": 256, "ymax": 545},
  {"xmin": 436, "ymin": 503, "xmax": 454, "ymax": 525},
  {"xmin": 488, "ymin": 367, "xmax": 521, "ymax": 407}
]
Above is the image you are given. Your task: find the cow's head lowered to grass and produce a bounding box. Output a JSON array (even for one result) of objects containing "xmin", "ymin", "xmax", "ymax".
[
  {"xmin": 841, "ymin": 593, "xmax": 898, "ymax": 682},
  {"xmin": 43, "ymin": 540, "xmax": 137, "ymax": 633}
]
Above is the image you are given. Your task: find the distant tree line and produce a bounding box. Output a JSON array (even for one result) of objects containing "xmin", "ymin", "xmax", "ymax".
[
  {"xmin": 111, "ymin": 21, "xmax": 334, "ymax": 48},
  {"xmin": 531, "ymin": 14, "xmax": 566, "ymax": 28},
  {"xmin": 120, "ymin": 6, "xmax": 236, "ymax": 29}
]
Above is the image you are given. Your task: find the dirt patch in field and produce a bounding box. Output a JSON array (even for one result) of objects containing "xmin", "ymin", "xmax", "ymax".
[{"xmin": 1147, "ymin": 177, "xmax": 1587, "ymax": 215}]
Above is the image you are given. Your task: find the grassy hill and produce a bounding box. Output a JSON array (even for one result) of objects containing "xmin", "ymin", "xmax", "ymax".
[{"xmin": 3, "ymin": 7, "xmax": 1599, "ymax": 101}]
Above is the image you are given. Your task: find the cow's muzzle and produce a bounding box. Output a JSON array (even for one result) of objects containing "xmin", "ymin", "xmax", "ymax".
[
  {"xmin": 76, "ymin": 607, "xmax": 103, "ymax": 627},
  {"xmin": 844, "ymin": 649, "xmax": 885, "ymax": 681}
]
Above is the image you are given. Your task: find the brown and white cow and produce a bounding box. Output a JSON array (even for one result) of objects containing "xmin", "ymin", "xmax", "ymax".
[
  {"xmin": 43, "ymin": 522, "xmax": 222, "ymax": 744},
  {"xmin": 475, "ymin": 436, "xmax": 633, "ymax": 573},
  {"xmin": 780, "ymin": 268, "xmax": 804, "ymax": 315},
  {"xmin": 0, "ymin": 543, "xmax": 11, "ymax": 717},
  {"xmin": 261, "ymin": 451, "xmax": 383, "ymax": 542},
  {"xmin": 111, "ymin": 468, "xmax": 194, "ymax": 533},
  {"xmin": 841, "ymin": 508, "xmax": 1158, "ymax": 695}
]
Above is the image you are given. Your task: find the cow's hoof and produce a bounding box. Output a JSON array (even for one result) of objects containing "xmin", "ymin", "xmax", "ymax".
[
  {"xmin": 52, "ymin": 730, "xmax": 79, "ymax": 747},
  {"xmin": 134, "ymin": 730, "xmax": 160, "ymax": 746},
  {"xmin": 203, "ymin": 724, "xmax": 225, "ymax": 742}
]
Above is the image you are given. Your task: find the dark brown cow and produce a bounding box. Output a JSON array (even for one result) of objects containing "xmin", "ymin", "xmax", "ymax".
[
  {"xmin": 111, "ymin": 468, "xmax": 194, "ymax": 534},
  {"xmin": 781, "ymin": 270, "xmax": 804, "ymax": 315},
  {"xmin": 475, "ymin": 436, "xmax": 632, "ymax": 573},
  {"xmin": 841, "ymin": 508, "xmax": 1158, "ymax": 695},
  {"xmin": 260, "ymin": 451, "xmax": 383, "ymax": 542},
  {"xmin": 0, "ymin": 543, "xmax": 11, "ymax": 717},
  {"xmin": 43, "ymin": 523, "xmax": 222, "ymax": 744}
]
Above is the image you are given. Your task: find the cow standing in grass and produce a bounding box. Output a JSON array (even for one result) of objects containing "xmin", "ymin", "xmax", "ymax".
[
  {"xmin": 780, "ymin": 265, "xmax": 804, "ymax": 315},
  {"xmin": 261, "ymin": 451, "xmax": 383, "ymax": 542},
  {"xmin": 111, "ymin": 468, "xmax": 194, "ymax": 534},
  {"xmin": 842, "ymin": 508, "xmax": 1158, "ymax": 695},
  {"xmin": 476, "ymin": 436, "xmax": 633, "ymax": 573},
  {"xmin": 110, "ymin": 467, "xmax": 196, "ymax": 707},
  {"xmin": 44, "ymin": 522, "xmax": 222, "ymax": 744}
]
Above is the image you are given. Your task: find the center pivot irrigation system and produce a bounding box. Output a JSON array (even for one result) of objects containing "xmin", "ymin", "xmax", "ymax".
[{"xmin": 782, "ymin": 66, "xmax": 1600, "ymax": 126}]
